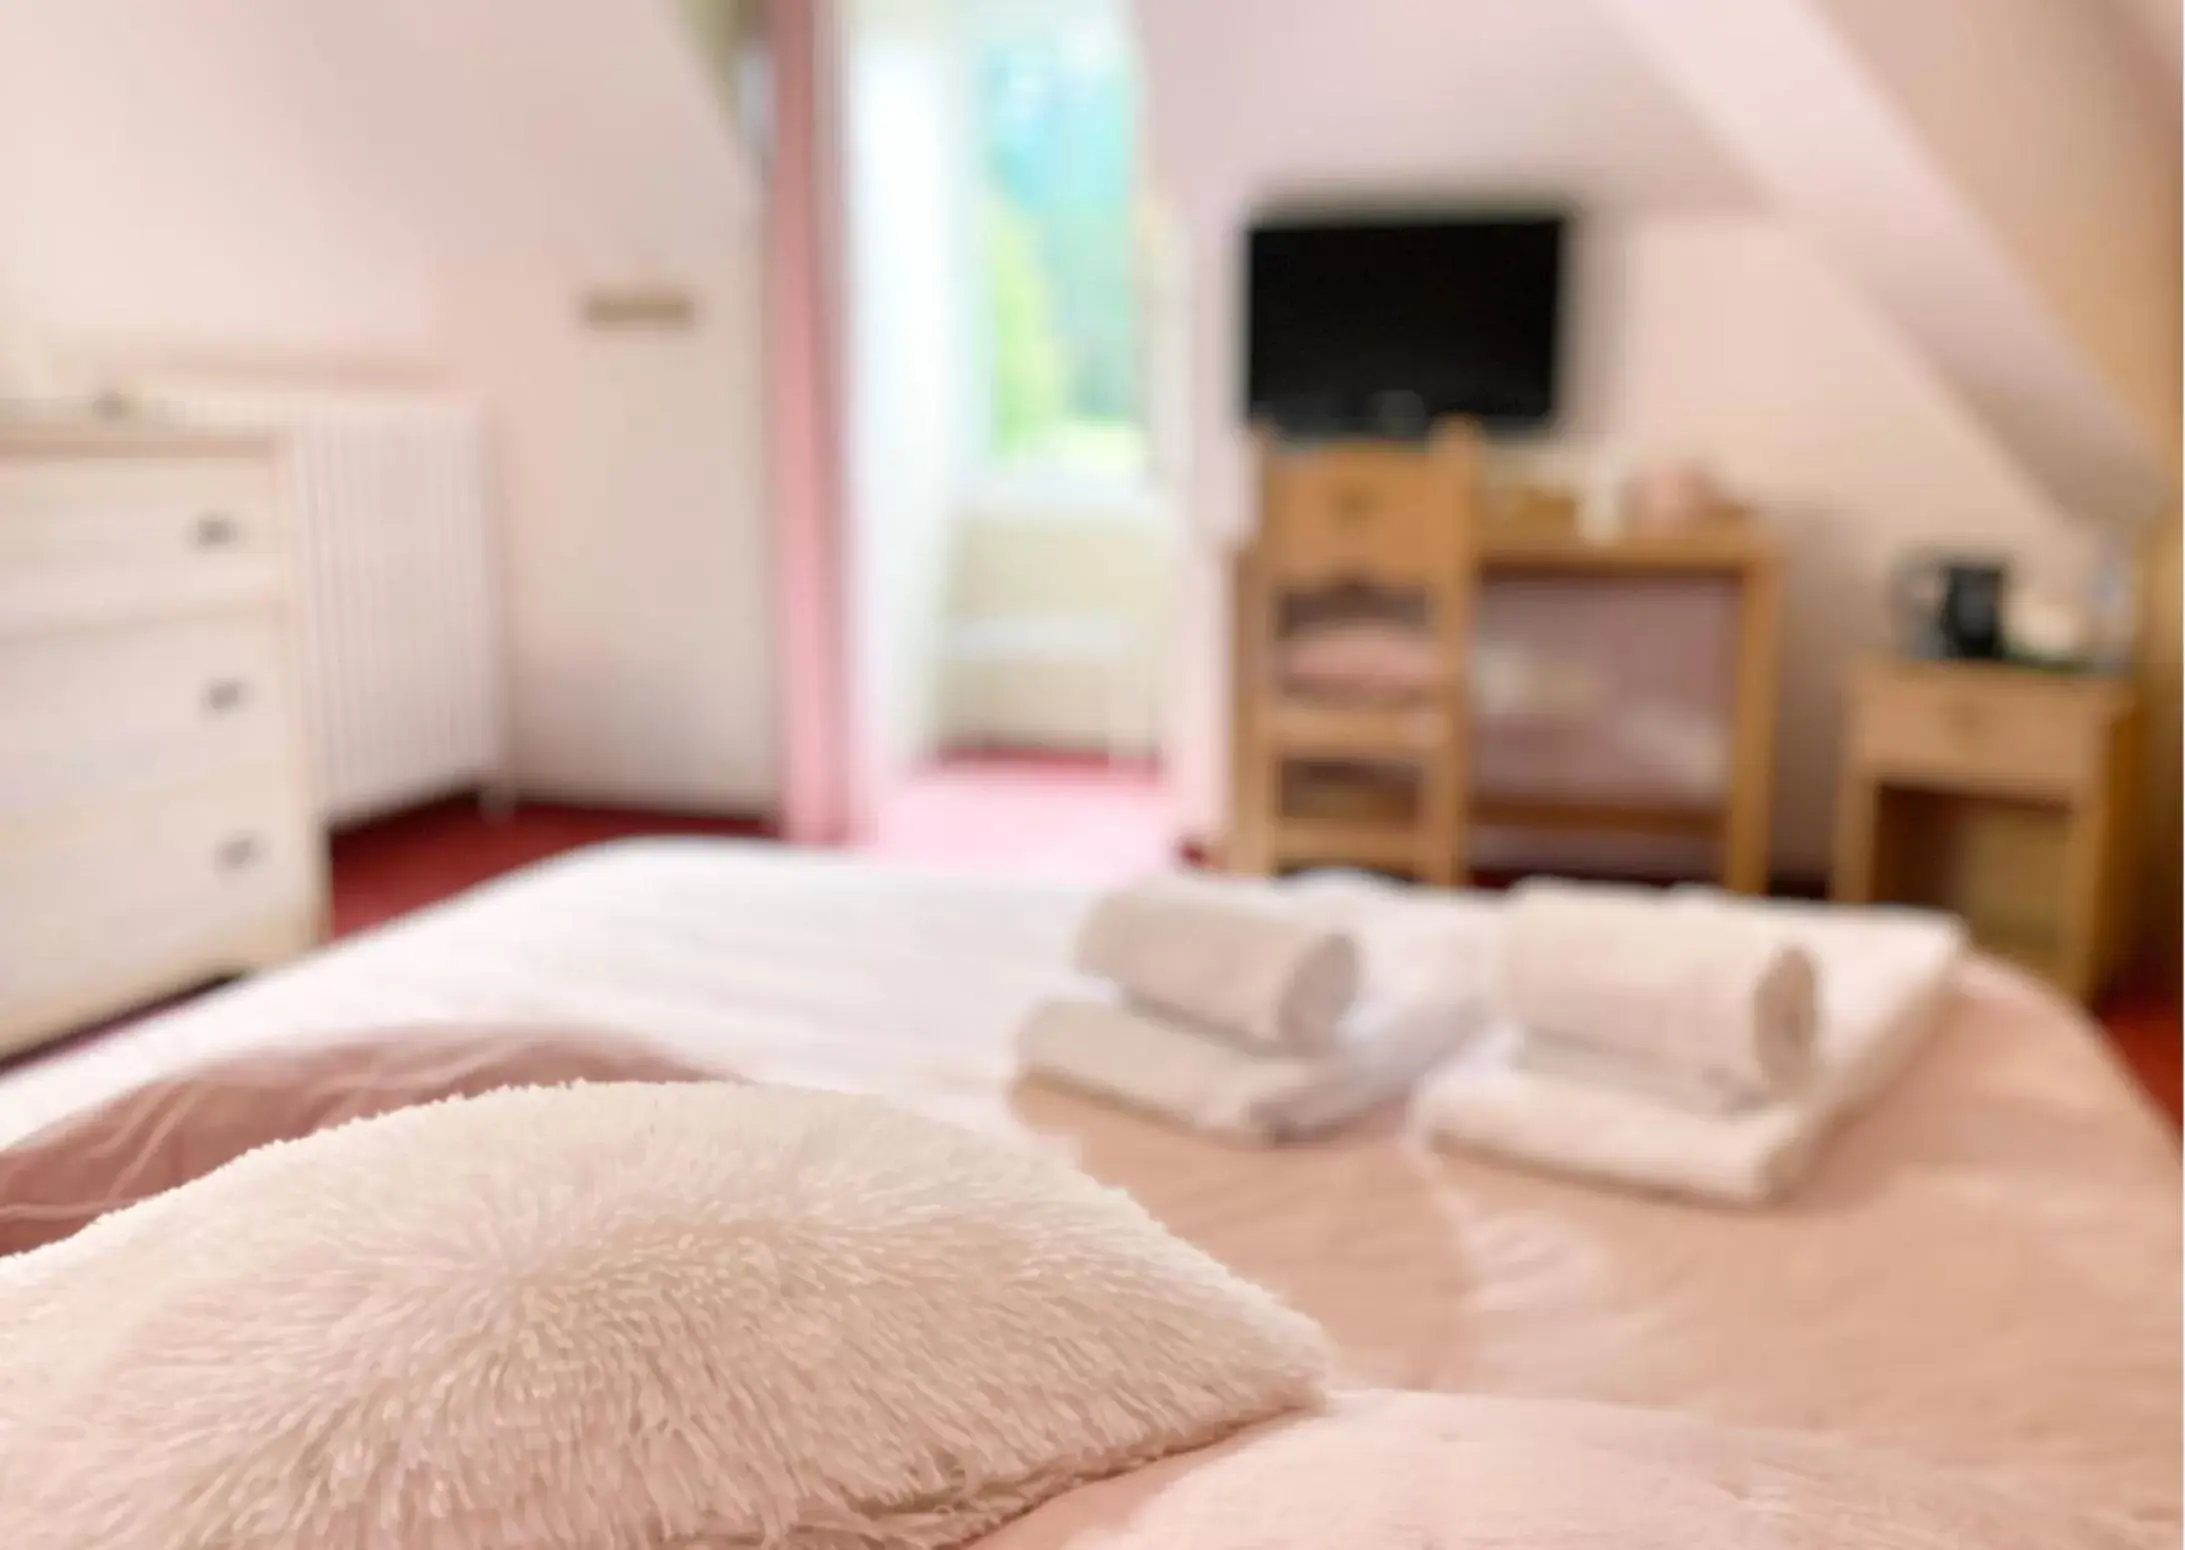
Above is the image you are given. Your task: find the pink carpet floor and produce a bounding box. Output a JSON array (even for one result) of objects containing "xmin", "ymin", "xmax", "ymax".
[{"xmin": 860, "ymin": 757, "xmax": 1177, "ymax": 885}]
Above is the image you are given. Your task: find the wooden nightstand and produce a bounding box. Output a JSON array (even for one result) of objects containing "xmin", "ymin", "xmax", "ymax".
[{"xmin": 1832, "ymin": 659, "xmax": 2141, "ymax": 1001}]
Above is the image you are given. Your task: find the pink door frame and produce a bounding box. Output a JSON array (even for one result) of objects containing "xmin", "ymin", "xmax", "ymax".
[{"xmin": 767, "ymin": 0, "xmax": 854, "ymax": 845}]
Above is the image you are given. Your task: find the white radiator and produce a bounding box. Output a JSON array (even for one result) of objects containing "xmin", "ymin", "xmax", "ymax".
[{"xmin": 167, "ymin": 388, "xmax": 506, "ymax": 825}]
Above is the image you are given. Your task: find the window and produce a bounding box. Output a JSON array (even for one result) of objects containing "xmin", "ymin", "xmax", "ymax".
[{"xmin": 968, "ymin": 0, "xmax": 1146, "ymax": 484}]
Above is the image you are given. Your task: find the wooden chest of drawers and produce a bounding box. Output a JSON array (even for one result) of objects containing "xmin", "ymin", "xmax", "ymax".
[{"xmin": 0, "ymin": 422, "xmax": 326, "ymax": 1056}]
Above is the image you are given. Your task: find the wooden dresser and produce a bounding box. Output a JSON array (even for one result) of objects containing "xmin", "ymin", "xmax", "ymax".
[{"xmin": 0, "ymin": 422, "xmax": 326, "ymax": 1056}]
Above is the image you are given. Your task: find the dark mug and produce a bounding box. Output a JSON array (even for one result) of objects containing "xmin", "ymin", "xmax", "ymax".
[{"xmin": 1892, "ymin": 555, "xmax": 2008, "ymax": 660}]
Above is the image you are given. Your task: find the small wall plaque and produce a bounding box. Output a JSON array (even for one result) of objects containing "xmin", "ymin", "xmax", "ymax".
[{"xmin": 579, "ymin": 286, "xmax": 700, "ymax": 331}]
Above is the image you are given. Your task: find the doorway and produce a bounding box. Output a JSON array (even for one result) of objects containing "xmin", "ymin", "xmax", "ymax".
[{"xmin": 838, "ymin": 0, "xmax": 1178, "ymax": 881}]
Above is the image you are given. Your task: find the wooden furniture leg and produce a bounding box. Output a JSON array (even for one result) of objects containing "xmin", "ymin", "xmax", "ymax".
[
  {"xmin": 1722, "ymin": 550, "xmax": 1782, "ymax": 894},
  {"xmin": 1226, "ymin": 545, "xmax": 1275, "ymax": 875},
  {"xmin": 1830, "ymin": 772, "xmax": 1880, "ymax": 904}
]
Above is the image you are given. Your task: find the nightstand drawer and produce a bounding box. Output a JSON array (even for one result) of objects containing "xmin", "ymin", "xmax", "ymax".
[{"xmin": 1850, "ymin": 666, "xmax": 2115, "ymax": 799}]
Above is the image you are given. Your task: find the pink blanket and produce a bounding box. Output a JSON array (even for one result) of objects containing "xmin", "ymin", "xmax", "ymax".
[
  {"xmin": 974, "ymin": 1391, "xmax": 2157, "ymax": 1549},
  {"xmin": 1010, "ymin": 964, "xmax": 2181, "ymax": 1526}
]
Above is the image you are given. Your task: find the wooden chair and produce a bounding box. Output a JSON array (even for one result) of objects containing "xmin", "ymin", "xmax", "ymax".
[{"xmin": 1227, "ymin": 422, "xmax": 1479, "ymax": 884}]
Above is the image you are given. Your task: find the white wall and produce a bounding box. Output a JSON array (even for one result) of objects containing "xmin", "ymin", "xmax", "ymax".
[
  {"xmin": 446, "ymin": 260, "xmax": 774, "ymax": 810},
  {"xmin": 0, "ymin": 0, "xmax": 444, "ymax": 369},
  {"xmin": 397, "ymin": 0, "xmax": 776, "ymax": 810},
  {"xmin": 0, "ymin": 0, "xmax": 779, "ymax": 813},
  {"xmin": 842, "ymin": 0, "xmax": 978, "ymax": 810},
  {"xmin": 1568, "ymin": 216, "xmax": 2095, "ymax": 870},
  {"xmin": 0, "ymin": 123, "xmax": 29, "ymax": 394},
  {"xmin": 1135, "ymin": 0, "xmax": 2104, "ymax": 876}
]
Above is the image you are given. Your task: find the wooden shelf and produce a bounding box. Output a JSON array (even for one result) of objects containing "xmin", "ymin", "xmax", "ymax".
[
  {"xmin": 1479, "ymin": 525, "xmax": 1771, "ymax": 576},
  {"xmin": 1270, "ymin": 819, "xmax": 1433, "ymax": 871},
  {"xmin": 1229, "ymin": 432, "xmax": 1782, "ymax": 893},
  {"xmin": 1473, "ymin": 795, "xmax": 1722, "ymax": 838},
  {"xmin": 1264, "ymin": 697, "xmax": 1451, "ymax": 756}
]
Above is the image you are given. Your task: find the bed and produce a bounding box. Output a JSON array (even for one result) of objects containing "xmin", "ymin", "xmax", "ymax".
[{"xmin": 2, "ymin": 839, "xmax": 2175, "ymax": 1525}]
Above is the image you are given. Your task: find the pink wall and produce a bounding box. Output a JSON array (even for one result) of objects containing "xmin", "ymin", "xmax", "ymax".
[{"xmin": 768, "ymin": 0, "xmax": 855, "ymax": 844}]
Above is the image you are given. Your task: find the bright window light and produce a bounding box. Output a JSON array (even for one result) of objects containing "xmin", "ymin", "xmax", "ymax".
[{"xmin": 968, "ymin": 0, "xmax": 1146, "ymax": 484}]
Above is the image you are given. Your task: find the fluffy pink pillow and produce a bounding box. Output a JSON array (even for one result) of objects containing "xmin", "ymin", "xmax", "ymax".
[
  {"xmin": 0, "ymin": 1024, "xmax": 735, "ymax": 1256},
  {"xmin": 978, "ymin": 1391, "xmax": 2153, "ymax": 1549},
  {"xmin": 0, "ymin": 1082, "xmax": 1328, "ymax": 1549}
]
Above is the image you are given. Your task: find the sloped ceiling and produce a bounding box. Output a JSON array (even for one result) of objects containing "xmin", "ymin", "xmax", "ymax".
[
  {"xmin": 1823, "ymin": 0, "xmax": 2180, "ymax": 464},
  {"xmin": 298, "ymin": 0, "xmax": 758, "ymax": 267},
  {"xmin": 1602, "ymin": 0, "xmax": 2179, "ymax": 527}
]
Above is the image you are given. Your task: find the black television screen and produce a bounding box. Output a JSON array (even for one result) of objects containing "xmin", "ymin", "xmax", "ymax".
[{"xmin": 1245, "ymin": 214, "xmax": 1566, "ymax": 434}]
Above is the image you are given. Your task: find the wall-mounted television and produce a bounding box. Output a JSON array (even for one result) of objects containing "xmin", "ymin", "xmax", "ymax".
[{"xmin": 1245, "ymin": 212, "xmax": 1567, "ymax": 437}]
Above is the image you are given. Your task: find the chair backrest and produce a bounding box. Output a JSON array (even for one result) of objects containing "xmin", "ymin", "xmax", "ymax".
[
  {"xmin": 1245, "ymin": 421, "xmax": 1480, "ymax": 686},
  {"xmin": 1228, "ymin": 421, "xmax": 1481, "ymax": 884},
  {"xmin": 1258, "ymin": 424, "xmax": 1477, "ymax": 595}
]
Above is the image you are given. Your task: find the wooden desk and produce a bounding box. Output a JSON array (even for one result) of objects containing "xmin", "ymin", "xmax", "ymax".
[
  {"xmin": 1472, "ymin": 524, "xmax": 1783, "ymax": 893},
  {"xmin": 1226, "ymin": 431, "xmax": 1783, "ymax": 893},
  {"xmin": 1832, "ymin": 658, "xmax": 2140, "ymax": 1001}
]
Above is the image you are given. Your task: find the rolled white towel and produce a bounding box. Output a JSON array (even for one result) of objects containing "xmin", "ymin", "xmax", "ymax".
[
  {"xmin": 1017, "ymin": 994, "xmax": 1478, "ymax": 1143},
  {"xmin": 1502, "ymin": 880, "xmax": 1817, "ymax": 1107},
  {"xmin": 1416, "ymin": 901, "xmax": 1965, "ymax": 1205},
  {"xmin": 1076, "ymin": 874, "xmax": 1360, "ymax": 1054},
  {"xmin": 1511, "ymin": 1031, "xmax": 1752, "ymax": 1116}
]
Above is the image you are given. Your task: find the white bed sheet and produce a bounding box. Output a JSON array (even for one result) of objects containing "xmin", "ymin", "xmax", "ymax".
[{"xmin": 0, "ymin": 841, "xmax": 1090, "ymax": 1146}]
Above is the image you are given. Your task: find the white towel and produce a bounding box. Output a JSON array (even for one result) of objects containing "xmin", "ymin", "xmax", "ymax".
[
  {"xmin": 1076, "ymin": 873, "xmax": 1361, "ymax": 1053},
  {"xmin": 1415, "ymin": 901, "xmax": 1964, "ymax": 1205},
  {"xmin": 1501, "ymin": 880, "xmax": 1818, "ymax": 1105},
  {"xmin": 1280, "ymin": 869, "xmax": 1500, "ymax": 1008},
  {"xmin": 1019, "ymin": 994, "xmax": 1481, "ymax": 1143},
  {"xmin": 1511, "ymin": 1032, "xmax": 1752, "ymax": 1117}
]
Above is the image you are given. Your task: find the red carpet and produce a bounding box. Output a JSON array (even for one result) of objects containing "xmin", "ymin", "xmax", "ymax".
[
  {"xmin": 329, "ymin": 798, "xmax": 771, "ymax": 939},
  {"xmin": 2095, "ymin": 969, "xmax": 2183, "ymax": 1126}
]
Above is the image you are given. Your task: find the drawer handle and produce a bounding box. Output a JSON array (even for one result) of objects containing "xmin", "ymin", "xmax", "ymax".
[
  {"xmin": 193, "ymin": 512, "xmax": 241, "ymax": 549},
  {"xmin": 1334, "ymin": 487, "xmax": 1376, "ymax": 526},
  {"xmin": 216, "ymin": 833, "xmax": 261, "ymax": 871},
  {"xmin": 1942, "ymin": 699, "xmax": 1989, "ymax": 740},
  {"xmin": 203, "ymin": 677, "xmax": 250, "ymax": 714}
]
